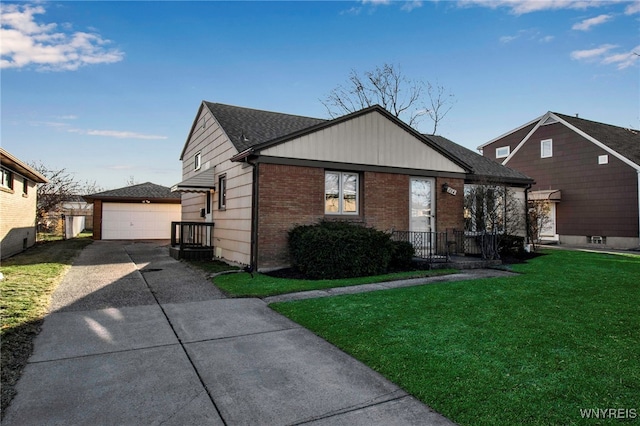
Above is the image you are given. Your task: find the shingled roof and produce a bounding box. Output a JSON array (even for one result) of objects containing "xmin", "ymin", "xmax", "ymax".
[
  {"xmin": 554, "ymin": 112, "xmax": 640, "ymax": 166},
  {"xmin": 190, "ymin": 101, "xmax": 533, "ymax": 186},
  {"xmin": 204, "ymin": 102, "xmax": 327, "ymax": 152},
  {"xmin": 84, "ymin": 182, "xmax": 181, "ymax": 203},
  {"xmin": 427, "ymin": 135, "xmax": 533, "ymax": 184}
]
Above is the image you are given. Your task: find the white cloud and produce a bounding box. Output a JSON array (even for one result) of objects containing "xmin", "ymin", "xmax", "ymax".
[
  {"xmin": 0, "ymin": 3, "xmax": 124, "ymax": 71},
  {"xmin": 499, "ymin": 29, "xmax": 554, "ymax": 44},
  {"xmin": 572, "ymin": 14, "xmax": 613, "ymax": 31},
  {"xmin": 401, "ymin": 1, "xmax": 423, "ymax": 12},
  {"xmin": 571, "ymin": 44, "xmax": 639, "ymax": 69},
  {"xmin": 69, "ymin": 129, "xmax": 168, "ymax": 140},
  {"xmin": 602, "ymin": 45, "xmax": 640, "ymax": 69},
  {"xmin": 500, "ymin": 34, "xmax": 519, "ymax": 44},
  {"xmin": 625, "ymin": 1, "xmax": 640, "ymax": 14},
  {"xmin": 570, "ymin": 44, "xmax": 617, "ymax": 60},
  {"xmin": 459, "ymin": 0, "xmax": 619, "ymax": 15}
]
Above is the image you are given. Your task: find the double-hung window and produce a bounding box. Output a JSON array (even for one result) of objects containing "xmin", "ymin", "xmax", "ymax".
[
  {"xmin": 1, "ymin": 167, "xmax": 13, "ymax": 190},
  {"xmin": 541, "ymin": 139, "xmax": 553, "ymax": 158},
  {"xmin": 325, "ymin": 171, "xmax": 358, "ymax": 215}
]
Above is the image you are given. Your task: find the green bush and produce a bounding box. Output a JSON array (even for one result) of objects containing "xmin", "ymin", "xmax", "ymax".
[
  {"xmin": 389, "ymin": 240, "xmax": 415, "ymax": 270},
  {"xmin": 288, "ymin": 221, "xmax": 394, "ymax": 279},
  {"xmin": 498, "ymin": 234, "xmax": 525, "ymax": 258}
]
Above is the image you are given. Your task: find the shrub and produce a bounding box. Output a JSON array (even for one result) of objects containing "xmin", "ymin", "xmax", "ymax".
[
  {"xmin": 288, "ymin": 221, "xmax": 394, "ymax": 279},
  {"xmin": 499, "ymin": 234, "xmax": 525, "ymax": 258},
  {"xmin": 389, "ymin": 240, "xmax": 415, "ymax": 270}
]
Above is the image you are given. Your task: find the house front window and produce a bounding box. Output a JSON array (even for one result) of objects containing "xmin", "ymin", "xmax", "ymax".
[
  {"xmin": 541, "ymin": 139, "xmax": 553, "ymax": 158},
  {"xmin": 1, "ymin": 167, "xmax": 13, "ymax": 190},
  {"xmin": 325, "ymin": 171, "xmax": 358, "ymax": 215},
  {"xmin": 194, "ymin": 152, "xmax": 202, "ymax": 171},
  {"xmin": 22, "ymin": 178, "xmax": 28, "ymax": 195}
]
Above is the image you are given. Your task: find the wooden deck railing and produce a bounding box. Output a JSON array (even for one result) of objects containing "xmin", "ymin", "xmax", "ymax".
[{"xmin": 170, "ymin": 222, "xmax": 215, "ymax": 250}]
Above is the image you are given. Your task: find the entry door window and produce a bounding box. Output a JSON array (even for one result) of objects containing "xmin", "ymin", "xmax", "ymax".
[{"xmin": 410, "ymin": 178, "xmax": 435, "ymax": 233}]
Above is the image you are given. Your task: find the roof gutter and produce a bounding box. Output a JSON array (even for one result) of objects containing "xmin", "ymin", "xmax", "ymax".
[{"xmin": 230, "ymin": 148, "xmax": 255, "ymax": 162}]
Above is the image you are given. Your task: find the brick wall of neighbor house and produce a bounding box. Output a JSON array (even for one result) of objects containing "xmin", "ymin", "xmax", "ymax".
[
  {"xmin": 91, "ymin": 200, "xmax": 103, "ymax": 240},
  {"xmin": 1, "ymin": 178, "xmax": 38, "ymax": 259},
  {"xmin": 435, "ymin": 177, "xmax": 465, "ymax": 232}
]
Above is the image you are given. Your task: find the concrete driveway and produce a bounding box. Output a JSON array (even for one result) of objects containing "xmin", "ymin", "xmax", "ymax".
[{"xmin": 3, "ymin": 241, "xmax": 455, "ymax": 425}]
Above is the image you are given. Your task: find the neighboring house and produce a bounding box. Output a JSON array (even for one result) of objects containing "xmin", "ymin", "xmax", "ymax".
[
  {"xmin": 84, "ymin": 182, "xmax": 181, "ymax": 240},
  {"xmin": 0, "ymin": 148, "xmax": 48, "ymax": 259},
  {"xmin": 172, "ymin": 101, "xmax": 533, "ymax": 270},
  {"xmin": 479, "ymin": 111, "xmax": 640, "ymax": 249}
]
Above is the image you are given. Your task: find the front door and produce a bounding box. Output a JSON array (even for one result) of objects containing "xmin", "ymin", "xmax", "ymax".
[
  {"xmin": 410, "ymin": 178, "xmax": 435, "ymax": 233},
  {"xmin": 540, "ymin": 202, "xmax": 558, "ymax": 240}
]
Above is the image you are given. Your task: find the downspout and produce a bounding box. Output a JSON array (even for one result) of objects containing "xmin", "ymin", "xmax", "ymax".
[
  {"xmin": 246, "ymin": 157, "xmax": 259, "ymax": 271},
  {"xmin": 524, "ymin": 183, "xmax": 532, "ymax": 246}
]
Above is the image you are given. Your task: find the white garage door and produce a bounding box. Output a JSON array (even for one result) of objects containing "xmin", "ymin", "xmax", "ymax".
[{"xmin": 102, "ymin": 203, "xmax": 181, "ymax": 240}]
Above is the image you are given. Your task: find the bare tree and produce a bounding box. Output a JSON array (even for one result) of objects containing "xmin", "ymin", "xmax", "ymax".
[
  {"xmin": 464, "ymin": 182, "xmax": 526, "ymax": 260},
  {"xmin": 425, "ymin": 82, "xmax": 456, "ymax": 135},
  {"xmin": 321, "ymin": 63, "xmax": 455, "ymax": 134},
  {"xmin": 30, "ymin": 162, "xmax": 80, "ymax": 228},
  {"xmin": 527, "ymin": 200, "xmax": 552, "ymax": 251}
]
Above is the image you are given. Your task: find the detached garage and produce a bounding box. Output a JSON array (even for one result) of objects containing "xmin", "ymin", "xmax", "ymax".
[{"xmin": 84, "ymin": 182, "xmax": 181, "ymax": 240}]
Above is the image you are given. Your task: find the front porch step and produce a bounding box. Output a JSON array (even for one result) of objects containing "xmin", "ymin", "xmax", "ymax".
[{"xmin": 169, "ymin": 246, "xmax": 213, "ymax": 261}]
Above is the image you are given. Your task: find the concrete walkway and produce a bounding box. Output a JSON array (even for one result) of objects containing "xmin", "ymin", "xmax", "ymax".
[
  {"xmin": 3, "ymin": 241, "xmax": 456, "ymax": 426},
  {"xmin": 264, "ymin": 269, "xmax": 516, "ymax": 304}
]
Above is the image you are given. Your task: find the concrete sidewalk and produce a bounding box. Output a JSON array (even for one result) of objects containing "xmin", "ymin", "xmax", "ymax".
[{"xmin": 3, "ymin": 241, "xmax": 455, "ymax": 425}]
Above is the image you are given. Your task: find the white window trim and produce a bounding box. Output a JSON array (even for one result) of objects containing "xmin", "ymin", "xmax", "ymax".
[
  {"xmin": 325, "ymin": 171, "xmax": 359, "ymax": 215},
  {"xmin": 194, "ymin": 152, "xmax": 202, "ymax": 171},
  {"xmin": 496, "ymin": 146, "xmax": 510, "ymax": 159},
  {"xmin": 541, "ymin": 139, "xmax": 553, "ymax": 158}
]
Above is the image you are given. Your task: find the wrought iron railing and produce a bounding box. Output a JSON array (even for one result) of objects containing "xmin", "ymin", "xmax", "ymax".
[
  {"xmin": 391, "ymin": 229, "xmax": 500, "ymax": 261},
  {"xmin": 171, "ymin": 222, "xmax": 215, "ymax": 250},
  {"xmin": 391, "ymin": 231, "xmax": 450, "ymax": 262}
]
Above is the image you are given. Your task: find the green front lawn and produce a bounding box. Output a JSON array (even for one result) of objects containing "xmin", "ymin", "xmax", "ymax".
[
  {"xmin": 271, "ymin": 249, "xmax": 640, "ymax": 425},
  {"xmin": 0, "ymin": 236, "xmax": 93, "ymax": 416},
  {"xmin": 213, "ymin": 268, "xmax": 457, "ymax": 298}
]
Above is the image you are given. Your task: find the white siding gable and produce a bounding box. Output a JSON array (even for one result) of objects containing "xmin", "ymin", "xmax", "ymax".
[{"xmin": 260, "ymin": 110, "xmax": 465, "ymax": 173}]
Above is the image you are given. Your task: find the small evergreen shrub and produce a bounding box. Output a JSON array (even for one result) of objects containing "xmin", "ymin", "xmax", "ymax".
[
  {"xmin": 499, "ymin": 234, "xmax": 525, "ymax": 258},
  {"xmin": 389, "ymin": 240, "xmax": 415, "ymax": 270},
  {"xmin": 288, "ymin": 221, "xmax": 394, "ymax": 279}
]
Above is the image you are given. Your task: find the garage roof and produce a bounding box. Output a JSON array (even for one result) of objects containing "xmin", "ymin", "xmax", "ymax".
[{"xmin": 84, "ymin": 182, "xmax": 181, "ymax": 203}]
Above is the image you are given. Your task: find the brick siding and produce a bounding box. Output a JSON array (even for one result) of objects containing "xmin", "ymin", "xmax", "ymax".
[{"xmin": 256, "ymin": 164, "xmax": 465, "ymax": 270}]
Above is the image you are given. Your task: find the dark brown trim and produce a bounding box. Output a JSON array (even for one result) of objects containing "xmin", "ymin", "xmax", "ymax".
[{"xmin": 254, "ymin": 155, "xmax": 468, "ymax": 180}]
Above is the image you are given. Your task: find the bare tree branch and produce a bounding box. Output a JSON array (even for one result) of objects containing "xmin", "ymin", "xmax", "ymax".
[{"xmin": 321, "ymin": 63, "xmax": 454, "ymax": 134}]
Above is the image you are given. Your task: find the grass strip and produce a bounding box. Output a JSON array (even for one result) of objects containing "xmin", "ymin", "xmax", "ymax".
[
  {"xmin": 1, "ymin": 236, "xmax": 93, "ymax": 416},
  {"xmin": 213, "ymin": 268, "xmax": 457, "ymax": 298},
  {"xmin": 271, "ymin": 249, "xmax": 640, "ymax": 425}
]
